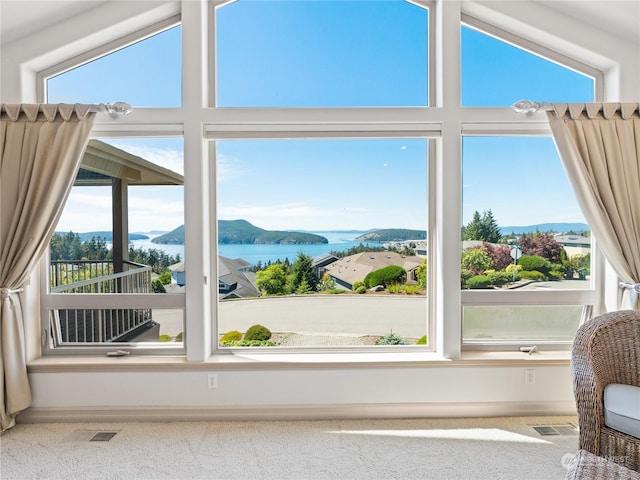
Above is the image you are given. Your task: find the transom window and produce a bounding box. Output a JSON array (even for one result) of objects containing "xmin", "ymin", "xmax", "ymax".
[{"xmin": 215, "ymin": 0, "xmax": 429, "ymax": 107}]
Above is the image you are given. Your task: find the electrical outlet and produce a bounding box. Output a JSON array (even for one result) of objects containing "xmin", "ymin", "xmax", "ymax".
[
  {"xmin": 207, "ymin": 373, "xmax": 218, "ymax": 389},
  {"xmin": 524, "ymin": 369, "xmax": 536, "ymax": 385}
]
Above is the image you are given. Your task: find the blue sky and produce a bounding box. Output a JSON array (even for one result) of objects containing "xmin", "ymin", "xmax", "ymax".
[{"xmin": 48, "ymin": 0, "xmax": 593, "ymax": 234}]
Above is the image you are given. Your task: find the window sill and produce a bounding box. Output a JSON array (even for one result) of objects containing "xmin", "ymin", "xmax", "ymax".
[{"xmin": 27, "ymin": 350, "xmax": 570, "ymax": 373}]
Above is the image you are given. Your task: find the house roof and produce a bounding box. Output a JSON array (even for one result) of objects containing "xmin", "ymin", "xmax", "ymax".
[
  {"xmin": 219, "ymin": 257, "xmax": 259, "ymax": 299},
  {"xmin": 324, "ymin": 251, "xmax": 424, "ymax": 287},
  {"xmin": 75, "ymin": 139, "xmax": 184, "ymax": 187}
]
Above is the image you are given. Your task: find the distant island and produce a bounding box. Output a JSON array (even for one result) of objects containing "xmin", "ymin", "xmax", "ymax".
[
  {"xmin": 152, "ymin": 220, "xmax": 329, "ymax": 245},
  {"xmin": 55, "ymin": 231, "xmax": 150, "ymax": 242},
  {"xmin": 355, "ymin": 229, "xmax": 427, "ymax": 242}
]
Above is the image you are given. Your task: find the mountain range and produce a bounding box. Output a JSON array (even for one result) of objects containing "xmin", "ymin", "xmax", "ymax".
[{"xmin": 499, "ymin": 222, "xmax": 589, "ymax": 235}]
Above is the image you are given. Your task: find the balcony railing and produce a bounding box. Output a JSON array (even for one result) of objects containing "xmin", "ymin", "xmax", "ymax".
[
  {"xmin": 50, "ymin": 260, "xmax": 152, "ymax": 293},
  {"xmin": 49, "ymin": 260, "xmax": 156, "ymax": 344}
]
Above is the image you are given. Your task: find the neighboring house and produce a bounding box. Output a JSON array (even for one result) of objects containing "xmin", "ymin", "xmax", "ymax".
[
  {"xmin": 323, "ymin": 251, "xmax": 424, "ymax": 290},
  {"xmin": 218, "ymin": 256, "xmax": 259, "ymax": 299},
  {"xmin": 168, "ymin": 261, "xmax": 186, "ymax": 286},
  {"xmin": 554, "ymin": 234, "xmax": 592, "ymax": 256},
  {"xmin": 168, "ymin": 256, "xmax": 259, "ymax": 299},
  {"xmin": 312, "ymin": 254, "xmax": 339, "ymax": 279}
]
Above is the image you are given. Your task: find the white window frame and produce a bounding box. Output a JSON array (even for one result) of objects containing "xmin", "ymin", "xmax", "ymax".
[{"xmin": 35, "ymin": 0, "xmax": 606, "ymax": 360}]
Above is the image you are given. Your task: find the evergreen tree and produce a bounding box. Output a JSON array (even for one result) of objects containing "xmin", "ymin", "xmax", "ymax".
[
  {"xmin": 290, "ymin": 252, "xmax": 317, "ymax": 293},
  {"xmin": 463, "ymin": 210, "xmax": 502, "ymax": 243}
]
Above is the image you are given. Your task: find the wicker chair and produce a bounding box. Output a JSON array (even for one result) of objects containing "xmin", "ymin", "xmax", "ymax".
[{"xmin": 572, "ymin": 310, "xmax": 640, "ymax": 472}]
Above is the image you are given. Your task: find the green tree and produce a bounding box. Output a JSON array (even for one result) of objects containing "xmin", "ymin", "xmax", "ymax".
[
  {"xmin": 463, "ymin": 210, "xmax": 502, "ymax": 243},
  {"xmin": 290, "ymin": 252, "xmax": 317, "ymax": 292},
  {"xmin": 256, "ymin": 263, "xmax": 288, "ymax": 295}
]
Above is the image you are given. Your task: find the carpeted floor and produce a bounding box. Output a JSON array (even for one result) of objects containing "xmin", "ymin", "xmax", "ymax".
[{"xmin": 1, "ymin": 416, "xmax": 579, "ymax": 480}]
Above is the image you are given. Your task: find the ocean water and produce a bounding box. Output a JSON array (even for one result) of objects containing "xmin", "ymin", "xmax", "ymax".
[{"xmin": 129, "ymin": 231, "xmax": 379, "ymax": 266}]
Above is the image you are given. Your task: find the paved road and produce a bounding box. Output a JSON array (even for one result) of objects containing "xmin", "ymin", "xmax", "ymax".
[
  {"xmin": 218, "ymin": 295, "xmax": 428, "ymax": 338},
  {"xmin": 157, "ymin": 280, "xmax": 590, "ymax": 339}
]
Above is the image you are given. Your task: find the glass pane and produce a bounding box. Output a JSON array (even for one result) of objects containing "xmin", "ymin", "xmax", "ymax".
[
  {"xmin": 48, "ymin": 308, "xmax": 184, "ymax": 344},
  {"xmin": 51, "ymin": 137, "xmax": 185, "ymax": 295},
  {"xmin": 463, "ymin": 305, "xmax": 583, "ymax": 342},
  {"xmin": 215, "ymin": 0, "xmax": 428, "ymax": 107},
  {"xmin": 47, "ymin": 25, "xmax": 181, "ymax": 107},
  {"xmin": 215, "ymin": 138, "xmax": 428, "ymax": 348},
  {"xmin": 461, "ymin": 137, "xmax": 591, "ymax": 291},
  {"xmin": 461, "ymin": 25, "xmax": 594, "ymax": 107}
]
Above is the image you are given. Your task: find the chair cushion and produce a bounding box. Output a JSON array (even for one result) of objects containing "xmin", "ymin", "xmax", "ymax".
[{"xmin": 604, "ymin": 384, "xmax": 640, "ymax": 439}]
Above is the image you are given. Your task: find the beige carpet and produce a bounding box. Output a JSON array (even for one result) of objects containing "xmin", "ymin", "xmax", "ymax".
[{"xmin": 1, "ymin": 416, "xmax": 579, "ymax": 480}]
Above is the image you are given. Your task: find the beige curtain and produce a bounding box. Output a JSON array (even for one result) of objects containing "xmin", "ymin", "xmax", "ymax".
[
  {"xmin": 0, "ymin": 104, "xmax": 95, "ymax": 431},
  {"xmin": 546, "ymin": 103, "xmax": 640, "ymax": 309}
]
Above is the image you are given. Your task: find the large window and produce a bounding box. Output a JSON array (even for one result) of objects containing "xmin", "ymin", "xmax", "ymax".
[
  {"xmin": 42, "ymin": 22, "xmax": 185, "ymax": 353},
  {"xmin": 214, "ymin": 138, "xmax": 428, "ymax": 348},
  {"xmin": 37, "ymin": 1, "xmax": 604, "ymax": 358},
  {"xmin": 459, "ymin": 23, "xmax": 598, "ymax": 348}
]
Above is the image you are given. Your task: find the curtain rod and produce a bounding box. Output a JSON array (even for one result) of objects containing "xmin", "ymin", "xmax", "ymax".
[
  {"xmin": 512, "ymin": 100, "xmax": 553, "ymax": 117},
  {"xmin": 1, "ymin": 102, "xmax": 133, "ymax": 119}
]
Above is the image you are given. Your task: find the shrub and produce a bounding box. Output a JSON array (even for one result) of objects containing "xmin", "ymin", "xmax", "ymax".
[
  {"xmin": 151, "ymin": 278, "xmax": 166, "ymax": 293},
  {"xmin": 295, "ymin": 279, "xmax": 312, "ymax": 294},
  {"xmin": 549, "ymin": 270, "xmax": 564, "ymax": 280},
  {"xmin": 460, "ymin": 269, "xmax": 473, "ymax": 287},
  {"xmin": 317, "ymin": 273, "xmax": 336, "ymax": 292},
  {"xmin": 375, "ymin": 331, "xmax": 409, "ymax": 345},
  {"xmin": 159, "ymin": 334, "xmax": 172, "ymax": 342},
  {"xmin": 517, "ymin": 255, "xmax": 552, "ymax": 275},
  {"xmin": 404, "ymin": 285, "xmax": 421, "ymax": 294},
  {"xmin": 416, "ymin": 335, "xmax": 427, "ymax": 345},
  {"xmin": 220, "ymin": 330, "xmax": 242, "ymax": 344},
  {"xmin": 352, "ymin": 280, "xmax": 365, "ymax": 291},
  {"xmin": 486, "ymin": 270, "xmax": 514, "ymax": 286},
  {"xmin": 364, "ymin": 265, "xmax": 407, "ymax": 288},
  {"xmin": 519, "ymin": 233, "xmax": 566, "ymax": 264},
  {"xmin": 355, "ymin": 286, "xmax": 367, "ymax": 294},
  {"xmin": 175, "ymin": 332, "xmax": 183, "ymax": 342},
  {"xmin": 386, "ymin": 283, "xmax": 402, "ymax": 293},
  {"xmin": 244, "ymin": 324, "xmax": 272, "ymax": 341},
  {"xmin": 461, "ymin": 247, "xmax": 492, "ymax": 275},
  {"xmin": 519, "ymin": 270, "xmax": 546, "ymax": 281},
  {"xmin": 158, "ymin": 270, "xmax": 172, "ymax": 284},
  {"xmin": 466, "ymin": 275, "xmax": 491, "ymax": 289},
  {"xmin": 483, "ymin": 242, "xmax": 514, "ymax": 271},
  {"xmin": 325, "ymin": 289, "xmax": 346, "ymax": 294}
]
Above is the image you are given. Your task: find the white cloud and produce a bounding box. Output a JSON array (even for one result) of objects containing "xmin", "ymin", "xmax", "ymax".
[
  {"xmin": 108, "ymin": 143, "xmax": 184, "ymax": 175},
  {"xmin": 219, "ymin": 203, "xmax": 389, "ymax": 230},
  {"xmin": 216, "ymin": 153, "xmax": 247, "ymax": 182}
]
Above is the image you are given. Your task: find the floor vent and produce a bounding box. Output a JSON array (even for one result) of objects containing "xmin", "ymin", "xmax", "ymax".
[
  {"xmin": 64, "ymin": 430, "xmax": 119, "ymax": 443},
  {"xmin": 90, "ymin": 432, "xmax": 118, "ymax": 442},
  {"xmin": 530, "ymin": 424, "xmax": 578, "ymax": 436}
]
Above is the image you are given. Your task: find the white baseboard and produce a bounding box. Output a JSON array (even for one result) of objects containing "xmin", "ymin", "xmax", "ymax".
[{"xmin": 18, "ymin": 401, "xmax": 577, "ymax": 423}]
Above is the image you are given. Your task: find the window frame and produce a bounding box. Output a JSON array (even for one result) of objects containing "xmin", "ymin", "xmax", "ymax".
[
  {"xmin": 38, "ymin": 16, "xmax": 187, "ymax": 356},
  {"xmin": 205, "ymin": 129, "xmax": 438, "ymax": 354},
  {"xmin": 458, "ymin": 15, "xmax": 604, "ymax": 350},
  {"xmin": 34, "ymin": 0, "xmax": 606, "ymax": 359}
]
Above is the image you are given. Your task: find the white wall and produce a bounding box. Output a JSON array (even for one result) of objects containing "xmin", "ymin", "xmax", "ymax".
[{"xmin": 3, "ymin": 0, "xmax": 639, "ymax": 420}]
